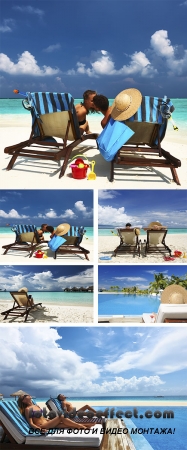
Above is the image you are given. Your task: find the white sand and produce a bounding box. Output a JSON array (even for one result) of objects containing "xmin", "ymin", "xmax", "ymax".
[
  {"xmin": 98, "ymin": 233, "xmax": 187, "ymax": 264},
  {"xmin": 38, "ymin": 400, "xmax": 187, "ymax": 409},
  {"xmin": 0, "ymin": 115, "xmax": 187, "ymax": 189},
  {"xmin": 0, "ymin": 301, "xmax": 93, "ymax": 323},
  {"xmin": 0, "ymin": 234, "xmax": 93, "ymax": 263}
]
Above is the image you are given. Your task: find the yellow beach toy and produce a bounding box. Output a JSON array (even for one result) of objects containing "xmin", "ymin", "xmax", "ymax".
[{"xmin": 88, "ymin": 160, "xmax": 96, "ymax": 180}]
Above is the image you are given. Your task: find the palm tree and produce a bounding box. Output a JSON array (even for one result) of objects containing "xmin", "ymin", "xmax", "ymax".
[{"xmin": 149, "ymin": 273, "xmax": 168, "ymax": 293}]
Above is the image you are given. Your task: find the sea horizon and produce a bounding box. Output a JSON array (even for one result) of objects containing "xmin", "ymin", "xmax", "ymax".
[
  {"xmin": 98, "ymin": 227, "xmax": 187, "ymax": 236},
  {"xmin": 0, "ymin": 98, "xmax": 186, "ymax": 130}
]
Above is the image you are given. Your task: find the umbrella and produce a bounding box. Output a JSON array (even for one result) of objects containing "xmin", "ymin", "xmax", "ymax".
[{"xmin": 10, "ymin": 390, "xmax": 28, "ymax": 399}]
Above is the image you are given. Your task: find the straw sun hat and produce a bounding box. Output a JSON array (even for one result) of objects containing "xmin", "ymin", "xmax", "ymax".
[
  {"xmin": 161, "ymin": 285, "xmax": 187, "ymax": 304},
  {"xmin": 55, "ymin": 223, "xmax": 70, "ymax": 236},
  {"xmin": 18, "ymin": 287, "xmax": 28, "ymax": 293},
  {"xmin": 147, "ymin": 221, "xmax": 167, "ymax": 229},
  {"xmin": 111, "ymin": 88, "xmax": 142, "ymax": 121}
]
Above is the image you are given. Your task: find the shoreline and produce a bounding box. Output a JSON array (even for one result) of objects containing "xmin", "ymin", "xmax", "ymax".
[
  {"xmin": 37, "ymin": 400, "xmax": 187, "ymax": 408},
  {"xmin": 0, "ymin": 303, "xmax": 93, "ymax": 323}
]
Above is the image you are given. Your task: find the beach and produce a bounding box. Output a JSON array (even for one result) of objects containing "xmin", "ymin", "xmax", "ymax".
[
  {"xmin": 98, "ymin": 233, "xmax": 187, "ymax": 264},
  {"xmin": 0, "ymin": 301, "xmax": 93, "ymax": 323},
  {"xmin": 37, "ymin": 399, "xmax": 187, "ymax": 409},
  {"xmin": 0, "ymin": 114, "xmax": 187, "ymax": 189},
  {"xmin": 0, "ymin": 233, "xmax": 93, "ymax": 263}
]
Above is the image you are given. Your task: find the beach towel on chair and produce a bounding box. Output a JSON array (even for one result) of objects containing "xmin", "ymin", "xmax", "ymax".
[
  {"xmin": 11, "ymin": 224, "xmax": 37, "ymax": 243},
  {"xmin": 96, "ymin": 118, "xmax": 135, "ymax": 161}
]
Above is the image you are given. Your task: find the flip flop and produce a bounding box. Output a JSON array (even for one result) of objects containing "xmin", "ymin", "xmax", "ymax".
[
  {"xmin": 164, "ymin": 256, "xmax": 175, "ymax": 261},
  {"xmin": 99, "ymin": 256, "xmax": 112, "ymax": 260}
]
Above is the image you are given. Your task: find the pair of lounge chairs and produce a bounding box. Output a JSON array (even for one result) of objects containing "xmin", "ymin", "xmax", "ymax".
[
  {"xmin": 0, "ymin": 400, "xmax": 103, "ymax": 447},
  {"xmin": 113, "ymin": 227, "xmax": 171, "ymax": 258},
  {"xmin": 1, "ymin": 291, "xmax": 42, "ymax": 322},
  {"xmin": 2, "ymin": 225, "xmax": 90, "ymax": 260},
  {"xmin": 4, "ymin": 91, "xmax": 181, "ymax": 184}
]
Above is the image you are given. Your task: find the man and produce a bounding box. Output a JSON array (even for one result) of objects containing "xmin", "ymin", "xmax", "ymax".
[
  {"xmin": 38, "ymin": 224, "xmax": 54, "ymax": 240},
  {"xmin": 92, "ymin": 94, "xmax": 112, "ymax": 128},
  {"xmin": 75, "ymin": 90, "xmax": 97, "ymax": 134},
  {"xmin": 57, "ymin": 394, "xmax": 96, "ymax": 414}
]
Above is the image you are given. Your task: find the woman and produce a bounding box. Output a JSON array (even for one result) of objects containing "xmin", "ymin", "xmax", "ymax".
[{"xmin": 17, "ymin": 394, "xmax": 91, "ymax": 431}]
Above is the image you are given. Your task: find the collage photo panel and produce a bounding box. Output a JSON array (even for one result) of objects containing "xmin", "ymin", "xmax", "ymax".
[{"xmin": 0, "ymin": 0, "xmax": 187, "ymax": 449}]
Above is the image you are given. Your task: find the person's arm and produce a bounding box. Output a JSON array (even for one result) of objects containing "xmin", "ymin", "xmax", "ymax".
[{"xmin": 101, "ymin": 108, "xmax": 111, "ymax": 128}]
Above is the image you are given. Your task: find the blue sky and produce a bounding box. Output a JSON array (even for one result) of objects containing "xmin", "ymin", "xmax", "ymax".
[
  {"xmin": 0, "ymin": 190, "xmax": 93, "ymax": 226},
  {"xmin": 0, "ymin": 265, "xmax": 93, "ymax": 291},
  {"xmin": 1, "ymin": 0, "xmax": 187, "ymax": 98},
  {"xmin": 0, "ymin": 326, "xmax": 187, "ymax": 397},
  {"xmin": 98, "ymin": 189, "xmax": 187, "ymax": 228},
  {"xmin": 98, "ymin": 265, "xmax": 187, "ymax": 289}
]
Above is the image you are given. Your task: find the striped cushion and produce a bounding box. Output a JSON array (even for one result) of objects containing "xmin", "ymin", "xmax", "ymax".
[
  {"xmin": 126, "ymin": 96, "xmax": 174, "ymax": 144},
  {"xmin": 11, "ymin": 224, "xmax": 37, "ymax": 243},
  {"xmin": 0, "ymin": 400, "xmax": 30, "ymax": 436},
  {"xmin": 26, "ymin": 92, "xmax": 81, "ymax": 139},
  {"xmin": 64, "ymin": 226, "xmax": 86, "ymax": 244}
]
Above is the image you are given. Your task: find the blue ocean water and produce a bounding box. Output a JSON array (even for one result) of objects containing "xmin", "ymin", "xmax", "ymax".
[
  {"xmin": 98, "ymin": 293, "xmax": 160, "ymax": 316},
  {"xmin": 0, "ymin": 98, "xmax": 186, "ymax": 130},
  {"xmin": 0, "ymin": 291, "xmax": 93, "ymax": 306},
  {"xmin": 0, "ymin": 226, "xmax": 93, "ymax": 238},
  {"xmin": 98, "ymin": 228, "xmax": 187, "ymax": 236}
]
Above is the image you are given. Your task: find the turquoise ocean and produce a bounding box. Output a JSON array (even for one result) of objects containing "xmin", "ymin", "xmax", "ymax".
[
  {"xmin": 0, "ymin": 226, "xmax": 93, "ymax": 238},
  {"xmin": 0, "ymin": 291, "xmax": 93, "ymax": 306},
  {"xmin": 0, "ymin": 98, "xmax": 186, "ymax": 133},
  {"xmin": 98, "ymin": 227, "xmax": 187, "ymax": 236}
]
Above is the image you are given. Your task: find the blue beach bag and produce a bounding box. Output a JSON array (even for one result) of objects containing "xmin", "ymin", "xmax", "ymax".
[
  {"xmin": 48, "ymin": 235, "xmax": 66, "ymax": 251},
  {"xmin": 96, "ymin": 118, "xmax": 135, "ymax": 162}
]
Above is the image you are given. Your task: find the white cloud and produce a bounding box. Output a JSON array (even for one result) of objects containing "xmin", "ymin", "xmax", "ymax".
[
  {"xmin": 114, "ymin": 277, "xmax": 147, "ymax": 281},
  {"xmin": 98, "ymin": 190, "xmax": 118, "ymax": 200},
  {"xmin": 105, "ymin": 328, "xmax": 187, "ymax": 375},
  {"xmin": 151, "ymin": 30, "xmax": 174, "ymax": 58},
  {"xmin": 68, "ymin": 49, "xmax": 156, "ymax": 78},
  {"xmin": 0, "ymin": 51, "xmax": 60, "ymax": 76},
  {"xmin": 98, "ymin": 204, "xmax": 134, "ymax": 226},
  {"xmin": 0, "ymin": 19, "xmax": 15, "ymax": 33},
  {"xmin": 0, "ymin": 268, "xmax": 93, "ymax": 292},
  {"xmin": 67, "ymin": 30, "xmax": 187, "ymax": 79},
  {"xmin": 13, "ymin": 6, "xmax": 44, "ymax": 17},
  {"xmin": 63, "ymin": 209, "xmax": 77, "ymax": 219},
  {"xmin": 0, "ymin": 327, "xmax": 100, "ymax": 396},
  {"xmin": 0, "ymin": 208, "xmax": 28, "ymax": 219},
  {"xmin": 43, "ymin": 44, "xmax": 61, "ymax": 53}
]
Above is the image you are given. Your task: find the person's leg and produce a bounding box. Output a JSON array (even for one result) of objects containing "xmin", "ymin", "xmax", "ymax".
[{"xmin": 77, "ymin": 405, "xmax": 97, "ymax": 414}]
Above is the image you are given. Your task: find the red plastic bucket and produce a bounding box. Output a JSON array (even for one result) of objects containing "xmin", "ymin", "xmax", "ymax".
[{"xmin": 70, "ymin": 157, "xmax": 89, "ymax": 179}]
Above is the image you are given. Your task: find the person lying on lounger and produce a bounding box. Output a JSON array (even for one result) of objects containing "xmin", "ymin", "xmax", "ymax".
[
  {"xmin": 17, "ymin": 394, "xmax": 92, "ymax": 431},
  {"xmin": 57, "ymin": 394, "xmax": 97, "ymax": 415},
  {"xmin": 75, "ymin": 90, "xmax": 97, "ymax": 135},
  {"xmin": 92, "ymin": 94, "xmax": 112, "ymax": 128}
]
